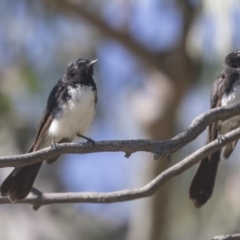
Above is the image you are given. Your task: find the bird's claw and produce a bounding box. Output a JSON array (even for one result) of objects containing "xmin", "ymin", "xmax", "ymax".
[
  {"xmin": 77, "ymin": 134, "xmax": 95, "ymax": 146},
  {"xmin": 51, "ymin": 141, "xmax": 59, "ymax": 150},
  {"xmin": 87, "ymin": 138, "xmax": 95, "ymax": 146},
  {"xmin": 218, "ymin": 135, "xmax": 225, "ymax": 144}
]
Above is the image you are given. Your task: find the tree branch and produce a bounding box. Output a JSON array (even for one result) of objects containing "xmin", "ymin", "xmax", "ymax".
[
  {"xmin": 1, "ymin": 119, "xmax": 240, "ymax": 208},
  {"xmin": 0, "ymin": 102, "xmax": 240, "ymax": 168},
  {"xmin": 0, "ymin": 103, "xmax": 239, "ymax": 207}
]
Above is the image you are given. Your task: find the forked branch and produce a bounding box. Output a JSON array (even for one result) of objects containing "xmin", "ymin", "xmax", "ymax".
[{"xmin": 0, "ymin": 103, "xmax": 240, "ymax": 208}]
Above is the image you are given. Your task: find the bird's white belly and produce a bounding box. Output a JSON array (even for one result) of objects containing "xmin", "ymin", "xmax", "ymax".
[
  {"xmin": 48, "ymin": 85, "xmax": 96, "ymax": 141},
  {"xmin": 220, "ymin": 85, "xmax": 240, "ymax": 134}
]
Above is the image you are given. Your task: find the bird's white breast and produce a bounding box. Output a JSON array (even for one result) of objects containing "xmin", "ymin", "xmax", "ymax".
[
  {"xmin": 221, "ymin": 84, "xmax": 240, "ymax": 107},
  {"xmin": 48, "ymin": 85, "xmax": 96, "ymax": 141},
  {"xmin": 220, "ymin": 84, "xmax": 240, "ymax": 134}
]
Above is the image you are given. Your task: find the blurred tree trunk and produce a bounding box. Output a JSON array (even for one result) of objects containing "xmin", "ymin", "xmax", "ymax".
[
  {"xmin": 150, "ymin": 60, "xmax": 197, "ymax": 240},
  {"xmin": 127, "ymin": 49, "xmax": 198, "ymax": 240},
  {"xmin": 127, "ymin": 2, "xmax": 200, "ymax": 240}
]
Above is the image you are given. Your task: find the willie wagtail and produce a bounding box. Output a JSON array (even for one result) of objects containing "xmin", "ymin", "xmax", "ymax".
[
  {"xmin": 0, "ymin": 58, "xmax": 98, "ymax": 202},
  {"xmin": 189, "ymin": 50, "xmax": 240, "ymax": 208}
]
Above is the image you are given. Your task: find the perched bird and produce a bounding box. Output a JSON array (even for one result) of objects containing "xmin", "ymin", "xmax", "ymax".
[
  {"xmin": 0, "ymin": 58, "xmax": 98, "ymax": 202},
  {"xmin": 189, "ymin": 50, "xmax": 240, "ymax": 208}
]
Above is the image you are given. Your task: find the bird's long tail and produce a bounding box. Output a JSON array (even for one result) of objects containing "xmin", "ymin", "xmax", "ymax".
[
  {"xmin": 189, "ymin": 150, "xmax": 220, "ymax": 208},
  {"xmin": 0, "ymin": 162, "xmax": 42, "ymax": 202}
]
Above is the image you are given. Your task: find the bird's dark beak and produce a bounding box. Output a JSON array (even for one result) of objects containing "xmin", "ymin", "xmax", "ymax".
[{"xmin": 87, "ymin": 60, "xmax": 98, "ymax": 67}]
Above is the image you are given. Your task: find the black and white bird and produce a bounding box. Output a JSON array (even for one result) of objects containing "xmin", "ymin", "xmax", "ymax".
[
  {"xmin": 189, "ymin": 50, "xmax": 240, "ymax": 208},
  {"xmin": 0, "ymin": 58, "xmax": 98, "ymax": 202}
]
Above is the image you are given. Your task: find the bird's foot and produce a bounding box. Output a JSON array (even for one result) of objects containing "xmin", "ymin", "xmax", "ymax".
[
  {"xmin": 87, "ymin": 138, "xmax": 95, "ymax": 145},
  {"xmin": 218, "ymin": 135, "xmax": 225, "ymax": 144},
  {"xmin": 77, "ymin": 134, "xmax": 95, "ymax": 146},
  {"xmin": 51, "ymin": 141, "xmax": 60, "ymax": 150}
]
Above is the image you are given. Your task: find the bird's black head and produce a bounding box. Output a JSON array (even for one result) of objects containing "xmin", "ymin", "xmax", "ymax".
[
  {"xmin": 66, "ymin": 58, "xmax": 98, "ymax": 79},
  {"xmin": 225, "ymin": 50, "xmax": 240, "ymax": 68}
]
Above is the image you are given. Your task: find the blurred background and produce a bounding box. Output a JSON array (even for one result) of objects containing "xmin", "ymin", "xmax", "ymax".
[{"xmin": 1, "ymin": 0, "xmax": 240, "ymax": 239}]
